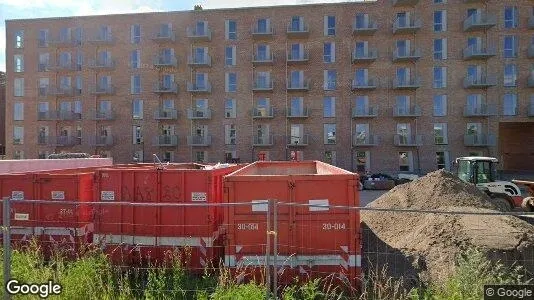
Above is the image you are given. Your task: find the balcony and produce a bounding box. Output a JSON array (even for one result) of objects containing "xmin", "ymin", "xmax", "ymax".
[
  {"xmin": 287, "ymin": 80, "xmax": 311, "ymax": 91},
  {"xmin": 187, "ymin": 82, "xmax": 212, "ymax": 93},
  {"xmin": 352, "ymin": 106, "xmax": 378, "ymax": 118},
  {"xmin": 38, "ymin": 86, "xmax": 51, "ymax": 98},
  {"xmin": 392, "ymin": 77, "xmax": 421, "ymax": 90},
  {"xmin": 58, "ymin": 110, "xmax": 82, "ymax": 121},
  {"xmin": 253, "ymin": 135, "xmax": 274, "ymax": 146},
  {"xmin": 393, "ymin": 105, "xmax": 422, "ymax": 117},
  {"xmin": 286, "ymin": 23, "xmax": 309, "ymax": 37},
  {"xmin": 86, "ymin": 33, "xmax": 115, "ymax": 45},
  {"xmin": 352, "ymin": 20, "xmax": 378, "ymax": 35},
  {"xmin": 187, "ymin": 55, "xmax": 212, "ymax": 67},
  {"xmin": 464, "ymin": 134, "xmax": 496, "ymax": 147},
  {"xmin": 49, "ymin": 62, "xmax": 77, "ymax": 72},
  {"xmin": 153, "ymin": 82, "xmax": 178, "ymax": 94},
  {"xmin": 152, "ymin": 29, "xmax": 176, "ymax": 43},
  {"xmin": 528, "ymin": 45, "xmax": 534, "ymax": 58},
  {"xmin": 463, "ymin": 45, "xmax": 496, "ymax": 60},
  {"xmin": 463, "ymin": 104, "xmax": 497, "ymax": 117},
  {"xmin": 90, "ymin": 85, "xmax": 116, "ymax": 95},
  {"xmin": 53, "ymin": 136, "xmax": 80, "ymax": 147},
  {"xmin": 463, "ymin": 75, "xmax": 497, "ymax": 89},
  {"xmin": 392, "ymin": 18, "xmax": 422, "ymax": 34},
  {"xmin": 252, "ymin": 107, "xmax": 274, "ymax": 119},
  {"xmin": 37, "ymin": 111, "xmax": 58, "ymax": 121},
  {"xmin": 463, "ymin": 13, "xmax": 497, "ymax": 32},
  {"xmin": 187, "ymin": 108, "xmax": 212, "ymax": 119},
  {"xmin": 529, "ymin": 16, "xmax": 534, "ymax": 30},
  {"xmin": 91, "ymin": 110, "xmax": 115, "ymax": 121},
  {"xmin": 393, "ymin": 48, "xmax": 421, "ymax": 62},
  {"xmin": 154, "ymin": 109, "xmax": 178, "ymax": 120},
  {"xmin": 87, "ymin": 59, "xmax": 116, "ymax": 70},
  {"xmin": 38, "ymin": 63, "xmax": 50, "ymax": 72},
  {"xmin": 351, "ymin": 78, "xmax": 377, "ymax": 90},
  {"xmin": 252, "ymin": 53, "xmax": 274, "ymax": 65},
  {"xmin": 48, "ymin": 86, "xmax": 75, "ymax": 96},
  {"xmin": 394, "ymin": 134, "xmax": 423, "ymax": 147},
  {"xmin": 154, "ymin": 135, "xmax": 178, "ymax": 146},
  {"xmin": 286, "ymin": 107, "xmax": 309, "ymax": 118},
  {"xmin": 287, "ymin": 50, "xmax": 310, "ymax": 64},
  {"xmin": 287, "ymin": 135, "xmax": 309, "ymax": 147},
  {"xmin": 187, "ymin": 135, "xmax": 212, "ymax": 146},
  {"xmin": 49, "ymin": 36, "xmax": 81, "ymax": 48},
  {"xmin": 92, "ymin": 135, "xmax": 114, "ymax": 146},
  {"xmin": 392, "ymin": 0, "xmax": 419, "ymax": 7},
  {"xmin": 252, "ymin": 80, "xmax": 274, "ymax": 92},
  {"xmin": 252, "ymin": 25, "xmax": 274, "ymax": 38},
  {"xmin": 352, "ymin": 135, "xmax": 379, "ymax": 147},
  {"xmin": 186, "ymin": 27, "xmax": 212, "ymax": 41},
  {"xmin": 153, "ymin": 55, "xmax": 178, "ymax": 68},
  {"xmin": 352, "ymin": 49, "xmax": 378, "ymax": 63}
]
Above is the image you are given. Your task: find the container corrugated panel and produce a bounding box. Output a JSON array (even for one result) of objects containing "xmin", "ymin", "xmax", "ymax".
[
  {"xmin": 223, "ymin": 161, "xmax": 361, "ymax": 288},
  {"xmin": 93, "ymin": 163, "xmax": 242, "ymax": 270}
]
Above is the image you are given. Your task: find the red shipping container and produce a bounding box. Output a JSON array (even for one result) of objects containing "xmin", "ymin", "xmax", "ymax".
[
  {"xmin": 93, "ymin": 163, "xmax": 241, "ymax": 270},
  {"xmin": 223, "ymin": 161, "xmax": 361, "ymax": 288}
]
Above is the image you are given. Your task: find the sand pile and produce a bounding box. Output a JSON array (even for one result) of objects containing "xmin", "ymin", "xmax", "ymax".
[{"xmin": 362, "ymin": 169, "xmax": 534, "ymax": 284}]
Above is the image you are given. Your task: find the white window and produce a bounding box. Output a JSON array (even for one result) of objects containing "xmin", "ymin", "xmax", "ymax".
[
  {"xmin": 131, "ymin": 50, "xmax": 140, "ymax": 69},
  {"xmin": 324, "ymin": 151, "xmax": 337, "ymax": 166},
  {"xmin": 323, "ymin": 70, "xmax": 337, "ymax": 90},
  {"xmin": 504, "ymin": 6, "xmax": 518, "ymax": 29},
  {"xmin": 38, "ymin": 53, "xmax": 50, "ymax": 71},
  {"xmin": 225, "ymin": 99, "xmax": 236, "ymax": 118},
  {"xmin": 436, "ymin": 151, "xmax": 450, "ymax": 170},
  {"xmin": 14, "ymin": 102, "xmax": 24, "ymax": 121},
  {"xmin": 503, "ymin": 93, "xmax": 517, "ymax": 116},
  {"xmin": 131, "ymin": 75, "xmax": 141, "ymax": 94},
  {"xmin": 324, "ymin": 124, "xmax": 336, "ymax": 144},
  {"xmin": 433, "ymin": 95, "xmax": 447, "ymax": 116},
  {"xmin": 503, "ymin": 64, "xmax": 517, "ymax": 87},
  {"xmin": 225, "ymin": 73, "xmax": 237, "ymax": 92},
  {"xmin": 14, "ymin": 78, "xmax": 24, "ymax": 97},
  {"xmin": 225, "ymin": 46, "xmax": 236, "ymax": 66},
  {"xmin": 15, "ymin": 30, "xmax": 24, "ymax": 48},
  {"xmin": 504, "ymin": 35, "xmax": 518, "ymax": 58},
  {"xmin": 195, "ymin": 151, "xmax": 207, "ymax": 163},
  {"xmin": 38, "ymin": 29, "xmax": 48, "ymax": 47},
  {"xmin": 433, "ymin": 10, "xmax": 447, "ymax": 32},
  {"xmin": 399, "ymin": 151, "xmax": 413, "ymax": 172},
  {"xmin": 433, "ymin": 38, "xmax": 447, "ymax": 60},
  {"xmin": 324, "ymin": 16, "xmax": 336, "ymax": 36},
  {"xmin": 225, "ymin": 20, "xmax": 237, "ymax": 40},
  {"xmin": 433, "ymin": 66, "xmax": 447, "ymax": 88},
  {"xmin": 132, "ymin": 99, "xmax": 143, "ymax": 119},
  {"xmin": 132, "ymin": 125, "xmax": 143, "ymax": 144},
  {"xmin": 434, "ymin": 0, "xmax": 446, "ymax": 3},
  {"xmin": 225, "ymin": 125, "xmax": 237, "ymax": 145},
  {"xmin": 131, "ymin": 24, "xmax": 141, "ymax": 44},
  {"xmin": 355, "ymin": 151, "xmax": 370, "ymax": 173},
  {"xmin": 323, "ymin": 97, "xmax": 335, "ymax": 118},
  {"xmin": 323, "ymin": 42, "xmax": 335, "ymax": 63},
  {"xmin": 434, "ymin": 123, "xmax": 448, "ymax": 144},
  {"xmin": 14, "ymin": 55, "xmax": 24, "ymax": 72},
  {"xmin": 13, "ymin": 127, "xmax": 24, "ymax": 145}
]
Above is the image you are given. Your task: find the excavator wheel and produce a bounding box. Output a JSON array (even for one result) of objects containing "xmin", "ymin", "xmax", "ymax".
[
  {"xmin": 491, "ymin": 197, "xmax": 512, "ymax": 212},
  {"xmin": 522, "ymin": 197, "xmax": 534, "ymax": 212}
]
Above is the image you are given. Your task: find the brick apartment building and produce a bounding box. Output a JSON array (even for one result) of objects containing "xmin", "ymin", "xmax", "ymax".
[
  {"xmin": 5, "ymin": 0, "xmax": 534, "ymax": 174},
  {"xmin": 0, "ymin": 71, "xmax": 5, "ymax": 156}
]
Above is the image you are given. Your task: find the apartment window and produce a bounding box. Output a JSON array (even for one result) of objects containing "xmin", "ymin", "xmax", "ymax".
[
  {"xmin": 399, "ymin": 151, "xmax": 413, "ymax": 172},
  {"xmin": 14, "ymin": 102, "xmax": 24, "ymax": 121},
  {"xmin": 290, "ymin": 97, "xmax": 305, "ymax": 116},
  {"xmin": 225, "ymin": 99, "xmax": 236, "ymax": 118},
  {"xmin": 13, "ymin": 150, "xmax": 24, "ymax": 160},
  {"xmin": 14, "ymin": 78, "xmax": 24, "ymax": 97},
  {"xmin": 433, "ymin": 66, "xmax": 447, "ymax": 88},
  {"xmin": 290, "ymin": 70, "xmax": 304, "ymax": 87},
  {"xmin": 38, "ymin": 29, "xmax": 48, "ymax": 47},
  {"xmin": 323, "ymin": 70, "xmax": 337, "ymax": 90},
  {"xmin": 323, "ymin": 97, "xmax": 336, "ymax": 118},
  {"xmin": 324, "ymin": 151, "xmax": 337, "ymax": 166},
  {"xmin": 226, "ymin": 20, "xmax": 237, "ymax": 40},
  {"xmin": 434, "ymin": 123, "xmax": 448, "ymax": 145},
  {"xmin": 503, "ymin": 93, "xmax": 518, "ymax": 116},
  {"xmin": 433, "ymin": 10, "xmax": 447, "ymax": 32},
  {"xmin": 256, "ymin": 71, "xmax": 271, "ymax": 89},
  {"xmin": 131, "ymin": 75, "xmax": 141, "ymax": 94},
  {"xmin": 74, "ymin": 101, "xmax": 82, "ymax": 117},
  {"xmin": 354, "ymin": 124, "xmax": 369, "ymax": 145},
  {"xmin": 355, "ymin": 151, "xmax": 370, "ymax": 173},
  {"xmin": 225, "ymin": 46, "xmax": 236, "ymax": 66},
  {"xmin": 195, "ymin": 151, "xmax": 206, "ymax": 163},
  {"xmin": 13, "ymin": 127, "xmax": 24, "ymax": 145},
  {"xmin": 324, "ymin": 124, "xmax": 336, "ymax": 144},
  {"xmin": 131, "ymin": 24, "xmax": 141, "ymax": 44},
  {"xmin": 15, "ymin": 30, "xmax": 24, "ymax": 48},
  {"xmin": 436, "ymin": 151, "xmax": 450, "ymax": 170},
  {"xmin": 256, "ymin": 44, "xmax": 270, "ymax": 61},
  {"xmin": 225, "ymin": 73, "xmax": 237, "ymax": 92},
  {"xmin": 195, "ymin": 99, "xmax": 208, "ymax": 116},
  {"xmin": 130, "ymin": 50, "xmax": 140, "ymax": 69},
  {"xmin": 14, "ymin": 55, "xmax": 24, "ymax": 72},
  {"xmin": 355, "ymin": 13, "xmax": 369, "ymax": 29},
  {"xmin": 256, "ymin": 18, "xmax": 270, "ymax": 33},
  {"xmin": 132, "ymin": 125, "xmax": 143, "ymax": 144},
  {"xmin": 503, "ymin": 64, "xmax": 517, "ymax": 87},
  {"xmin": 225, "ymin": 125, "xmax": 237, "ymax": 145},
  {"xmin": 324, "ymin": 16, "xmax": 336, "ymax": 36},
  {"xmin": 504, "ymin": 36, "xmax": 518, "ymax": 58},
  {"xmin": 504, "ymin": 7, "xmax": 518, "ymax": 29},
  {"xmin": 433, "ymin": 95, "xmax": 447, "ymax": 116},
  {"xmin": 434, "ymin": 0, "xmax": 445, "ymax": 3},
  {"xmin": 433, "ymin": 38, "xmax": 447, "ymax": 60},
  {"xmin": 323, "ymin": 42, "xmax": 335, "ymax": 63},
  {"xmin": 38, "ymin": 53, "xmax": 49, "ymax": 72},
  {"xmin": 76, "ymin": 51, "xmax": 83, "ymax": 71},
  {"xmin": 132, "ymin": 99, "xmax": 143, "ymax": 119},
  {"xmin": 354, "ymin": 96, "xmax": 370, "ymax": 115}
]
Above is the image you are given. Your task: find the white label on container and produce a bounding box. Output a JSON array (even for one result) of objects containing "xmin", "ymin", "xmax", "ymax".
[
  {"xmin": 14, "ymin": 213, "xmax": 29, "ymax": 221},
  {"xmin": 252, "ymin": 200, "xmax": 269, "ymax": 212},
  {"xmin": 101, "ymin": 191, "xmax": 115, "ymax": 201},
  {"xmin": 52, "ymin": 191, "xmax": 65, "ymax": 200},
  {"xmin": 11, "ymin": 191, "xmax": 24, "ymax": 200},
  {"xmin": 309, "ymin": 199, "xmax": 329, "ymax": 211},
  {"xmin": 191, "ymin": 192, "xmax": 207, "ymax": 202}
]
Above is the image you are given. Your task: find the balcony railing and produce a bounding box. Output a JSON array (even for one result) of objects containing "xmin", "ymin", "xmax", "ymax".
[
  {"xmin": 351, "ymin": 78, "xmax": 377, "ymax": 90},
  {"xmin": 464, "ymin": 134, "xmax": 496, "ymax": 146},
  {"xmin": 392, "ymin": 77, "xmax": 421, "ymax": 89},
  {"xmin": 186, "ymin": 27, "xmax": 212, "ymax": 41},
  {"xmin": 48, "ymin": 86, "xmax": 75, "ymax": 96},
  {"xmin": 287, "ymin": 135, "xmax": 309, "ymax": 147},
  {"xmin": 154, "ymin": 135, "xmax": 178, "ymax": 146},
  {"xmin": 90, "ymin": 85, "xmax": 116, "ymax": 95},
  {"xmin": 58, "ymin": 110, "xmax": 82, "ymax": 121},
  {"xmin": 38, "ymin": 63, "xmax": 50, "ymax": 72},
  {"xmin": 92, "ymin": 135, "xmax": 114, "ymax": 146},
  {"xmin": 37, "ymin": 111, "xmax": 58, "ymax": 121},
  {"xmin": 252, "ymin": 53, "xmax": 274, "ymax": 65},
  {"xmin": 187, "ymin": 135, "xmax": 212, "ymax": 146},
  {"xmin": 392, "ymin": 0, "xmax": 419, "ymax": 7},
  {"xmin": 49, "ymin": 36, "xmax": 81, "ymax": 47},
  {"xmin": 393, "ymin": 105, "xmax": 422, "ymax": 117},
  {"xmin": 38, "ymin": 86, "xmax": 51, "ymax": 98},
  {"xmin": 153, "ymin": 82, "xmax": 178, "ymax": 94},
  {"xmin": 287, "ymin": 50, "xmax": 310, "ymax": 63},
  {"xmin": 287, "ymin": 80, "xmax": 311, "ymax": 91},
  {"xmin": 392, "ymin": 18, "xmax": 422, "ymax": 34},
  {"xmin": 352, "ymin": 106, "xmax": 378, "ymax": 118},
  {"xmin": 463, "ymin": 75, "xmax": 497, "ymax": 89},
  {"xmin": 352, "ymin": 49, "xmax": 378, "ymax": 63},
  {"xmin": 53, "ymin": 136, "xmax": 81, "ymax": 147},
  {"xmin": 187, "ymin": 82, "xmax": 212, "ymax": 93},
  {"xmin": 463, "ymin": 13, "xmax": 497, "ymax": 31},
  {"xmin": 252, "ymin": 107, "xmax": 274, "ymax": 118},
  {"xmin": 352, "ymin": 134, "xmax": 379, "ymax": 147},
  {"xmin": 464, "ymin": 0, "xmax": 489, "ymax": 3},
  {"xmin": 252, "ymin": 80, "xmax": 274, "ymax": 91},
  {"xmin": 393, "ymin": 48, "xmax": 421, "ymax": 62},
  {"xmin": 187, "ymin": 55, "xmax": 212, "ymax": 66},
  {"xmin": 87, "ymin": 59, "xmax": 116, "ymax": 70},
  {"xmin": 153, "ymin": 55, "xmax": 178, "ymax": 67},
  {"xmin": 394, "ymin": 134, "xmax": 423, "ymax": 147},
  {"xmin": 252, "ymin": 25, "xmax": 274, "ymax": 38},
  {"xmin": 352, "ymin": 20, "xmax": 378, "ymax": 35},
  {"xmin": 463, "ymin": 104, "xmax": 497, "ymax": 116},
  {"xmin": 186, "ymin": 108, "xmax": 212, "ymax": 119},
  {"xmin": 286, "ymin": 23, "xmax": 309, "ymax": 37},
  {"xmin": 49, "ymin": 62, "xmax": 77, "ymax": 72},
  {"xmin": 463, "ymin": 45, "xmax": 497, "ymax": 60},
  {"xmin": 286, "ymin": 107, "xmax": 309, "ymax": 118},
  {"xmin": 253, "ymin": 134, "xmax": 274, "ymax": 146},
  {"xmin": 91, "ymin": 110, "xmax": 115, "ymax": 120},
  {"xmin": 86, "ymin": 33, "xmax": 115, "ymax": 44},
  {"xmin": 152, "ymin": 29, "xmax": 176, "ymax": 42},
  {"xmin": 154, "ymin": 109, "xmax": 178, "ymax": 120}
]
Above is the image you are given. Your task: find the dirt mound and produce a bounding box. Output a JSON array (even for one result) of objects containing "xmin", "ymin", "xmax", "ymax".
[{"xmin": 362, "ymin": 169, "xmax": 534, "ymax": 285}]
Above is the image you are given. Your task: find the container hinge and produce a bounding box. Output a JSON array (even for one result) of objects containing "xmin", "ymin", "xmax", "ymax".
[{"xmin": 288, "ymin": 181, "xmax": 296, "ymax": 189}]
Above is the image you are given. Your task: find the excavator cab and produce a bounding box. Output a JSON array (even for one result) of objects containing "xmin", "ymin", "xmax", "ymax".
[{"xmin": 456, "ymin": 157, "xmax": 499, "ymax": 185}]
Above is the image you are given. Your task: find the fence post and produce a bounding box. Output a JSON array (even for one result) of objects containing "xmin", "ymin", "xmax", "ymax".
[
  {"xmin": 273, "ymin": 199, "xmax": 278, "ymax": 300},
  {"xmin": 3, "ymin": 197, "xmax": 11, "ymax": 300},
  {"xmin": 265, "ymin": 200, "xmax": 271, "ymax": 300}
]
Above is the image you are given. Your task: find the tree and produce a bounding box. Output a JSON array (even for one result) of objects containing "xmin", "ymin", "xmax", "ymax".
[
  {"xmin": 194, "ymin": 4, "xmax": 203, "ymax": 11},
  {"xmin": 0, "ymin": 71, "xmax": 5, "ymax": 87}
]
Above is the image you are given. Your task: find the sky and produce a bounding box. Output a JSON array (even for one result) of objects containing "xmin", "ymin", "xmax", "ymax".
[{"xmin": 0, "ymin": 0, "xmax": 362, "ymax": 72}]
